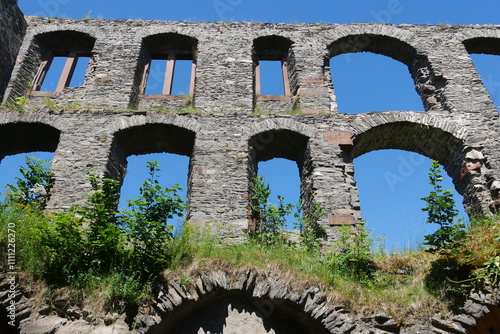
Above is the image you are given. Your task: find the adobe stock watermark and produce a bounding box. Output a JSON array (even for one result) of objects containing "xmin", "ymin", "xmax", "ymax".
[
  {"xmin": 32, "ymin": 0, "xmax": 72, "ymax": 18},
  {"xmin": 6, "ymin": 221, "xmax": 17, "ymax": 327},
  {"xmin": 384, "ymin": 151, "xmax": 425, "ymax": 192},
  {"xmin": 213, "ymin": 0, "xmax": 243, "ymax": 21}
]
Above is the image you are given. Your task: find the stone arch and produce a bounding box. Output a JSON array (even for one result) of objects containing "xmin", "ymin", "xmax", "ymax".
[
  {"xmin": 141, "ymin": 269, "xmax": 345, "ymax": 334},
  {"xmin": 349, "ymin": 113, "xmax": 466, "ymax": 163},
  {"xmin": 107, "ymin": 119, "xmax": 197, "ymax": 217},
  {"xmin": 456, "ymin": 28, "xmax": 500, "ymax": 55},
  {"xmin": 108, "ymin": 120, "xmax": 196, "ymax": 180},
  {"xmin": 247, "ymin": 120, "xmax": 312, "ymax": 233},
  {"xmin": 325, "ymin": 28, "xmax": 445, "ymax": 112},
  {"xmin": 25, "ymin": 24, "xmax": 99, "ymax": 41},
  {"xmin": 0, "ymin": 121, "xmax": 60, "ymax": 163},
  {"xmin": 130, "ymin": 32, "xmax": 199, "ymax": 108},
  {"xmin": 347, "ymin": 112, "xmax": 488, "ymax": 215},
  {"xmin": 137, "ymin": 27, "xmax": 201, "ymax": 41},
  {"xmin": 6, "ymin": 29, "xmax": 96, "ymax": 102}
]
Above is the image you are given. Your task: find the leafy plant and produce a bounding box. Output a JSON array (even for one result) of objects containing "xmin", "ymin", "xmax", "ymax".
[
  {"xmin": 119, "ymin": 161, "xmax": 185, "ymax": 276},
  {"xmin": 421, "ymin": 161, "xmax": 471, "ymax": 302},
  {"xmin": 294, "ymin": 201, "xmax": 325, "ymax": 252},
  {"xmin": 36, "ymin": 173, "xmax": 123, "ymax": 283},
  {"xmin": 5, "ymin": 156, "xmax": 53, "ymax": 210},
  {"xmin": 327, "ymin": 222, "xmax": 375, "ymax": 281},
  {"xmin": 251, "ymin": 175, "xmax": 294, "ymax": 245},
  {"xmin": 7, "ymin": 96, "xmax": 29, "ymax": 112},
  {"xmin": 421, "ymin": 160, "xmax": 466, "ymax": 255},
  {"xmin": 43, "ymin": 98, "xmax": 63, "ymax": 112}
]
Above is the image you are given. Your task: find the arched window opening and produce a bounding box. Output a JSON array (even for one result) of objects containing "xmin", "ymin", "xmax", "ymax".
[
  {"xmin": 252, "ymin": 36, "xmax": 298, "ymax": 112},
  {"xmin": 253, "ymin": 35, "xmax": 294, "ymax": 98},
  {"xmin": 469, "ymin": 53, "xmax": 500, "ymax": 112},
  {"xmin": 0, "ymin": 151, "xmax": 54, "ymax": 203},
  {"xmin": 139, "ymin": 33, "xmax": 197, "ymax": 98},
  {"xmin": 463, "ymin": 37, "xmax": 500, "ymax": 113},
  {"xmin": 257, "ymin": 158, "xmax": 300, "ymax": 230},
  {"xmin": 330, "ymin": 52, "xmax": 424, "ymax": 114},
  {"xmin": 0, "ymin": 122, "xmax": 60, "ymax": 204},
  {"xmin": 110, "ymin": 124, "xmax": 195, "ymax": 232},
  {"xmin": 353, "ymin": 149, "xmax": 468, "ymax": 252},
  {"xmin": 118, "ymin": 153, "xmax": 189, "ymax": 232},
  {"xmin": 30, "ymin": 31, "xmax": 95, "ymax": 97},
  {"xmin": 248, "ymin": 129, "xmax": 308, "ymax": 232}
]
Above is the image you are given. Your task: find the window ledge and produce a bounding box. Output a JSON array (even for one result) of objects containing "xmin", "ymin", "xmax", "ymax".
[
  {"xmin": 29, "ymin": 91, "xmax": 59, "ymax": 98},
  {"xmin": 257, "ymin": 95, "xmax": 291, "ymax": 101},
  {"xmin": 142, "ymin": 94, "xmax": 190, "ymax": 100}
]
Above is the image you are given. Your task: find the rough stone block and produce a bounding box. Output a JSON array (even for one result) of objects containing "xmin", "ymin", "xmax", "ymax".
[
  {"xmin": 329, "ymin": 214, "xmax": 356, "ymax": 226},
  {"xmin": 323, "ymin": 131, "xmax": 354, "ymax": 145}
]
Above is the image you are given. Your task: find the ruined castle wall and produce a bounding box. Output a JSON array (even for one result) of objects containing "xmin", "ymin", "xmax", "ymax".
[
  {"xmin": 0, "ymin": 0, "xmax": 26, "ymax": 102},
  {"xmin": 0, "ymin": 17, "xmax": 499, "ymax": 237}
]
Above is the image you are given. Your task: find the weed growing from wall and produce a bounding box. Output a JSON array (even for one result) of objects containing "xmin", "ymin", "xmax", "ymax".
[{"xmin": 294, "ymin": 201, "xmax": 325, "ymax": 252}]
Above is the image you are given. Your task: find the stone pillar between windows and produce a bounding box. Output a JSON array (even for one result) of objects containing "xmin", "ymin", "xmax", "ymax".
[
  {"xmin": 46, "ymin": 117, "xmax": 113, "ymax": 211},
  {"xmin": 186, "ymin": 122, "xmax": 249, "ymax": 239},
  {"xmin": 304, "ymin": 130, "xmax": 361, "ymax": 240},
  {"xmin": 292, "ymin": 46, "xmax": 332, "ymax": 114}
]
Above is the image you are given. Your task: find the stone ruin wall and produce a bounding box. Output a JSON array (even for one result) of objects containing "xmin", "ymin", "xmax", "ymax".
[
  {"xmin": 1, "ymin": 1, "xmax": 500, "ymax": 332},
  {"xmin": 0, "ymin": 0, "xmax": 26, "ymax": 102},
  {"xmin": 1, "ymin": 14, "xmax": 499, "ymax": 239}
]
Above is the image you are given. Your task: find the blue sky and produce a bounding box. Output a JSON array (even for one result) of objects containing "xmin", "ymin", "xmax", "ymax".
[{"xmin": 2, "ymin": 0, "xmax": 500, "ymax": 250}]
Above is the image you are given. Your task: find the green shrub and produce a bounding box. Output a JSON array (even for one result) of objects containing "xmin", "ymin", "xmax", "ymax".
[
  {"xmin": 327, "ymin": 222, "xmax": 375, "ymax": 282},
  {"xmin": 119, "ymin": 161, "xmax": 185, "ymax": 277},
  {"xmin": 251, "ymin": 175, "xmax": 295, "ymax": 245},
  {"xmin": 294, "ymin": 201, "xmax": 325, "ymax": 252},
  {"xmin": 5, "ymin": 156, "xmax": 53, "ymax": 210},
  {"xmin": 421, "ymin": 160, "xmax": 466, "ymax": 255}
]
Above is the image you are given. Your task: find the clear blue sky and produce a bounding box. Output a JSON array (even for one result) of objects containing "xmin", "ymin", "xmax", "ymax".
[{"xmin": 2, "ymin": 0, "xmax": 500, "ymax": 250}]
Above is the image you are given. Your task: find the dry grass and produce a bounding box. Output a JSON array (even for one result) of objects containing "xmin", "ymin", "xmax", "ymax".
[{"xmin": 4, "ymin": 204, "xmax": 499, "ymax": 326}]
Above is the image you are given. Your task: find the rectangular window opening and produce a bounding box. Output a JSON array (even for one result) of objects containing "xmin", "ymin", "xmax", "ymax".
[
  {"xmin": 171, "ymin": 59, "xmax": 193, "ymax": 96},
  {"xmin": 143, "ymin": 53, "xmax": 194, "ymax": 97},
  {"xmin": 38, "ymin": 56, "xmax": 67, "ymax": 92},
  {"xmin": 258, "ymin": 60, "xmax": 287, "ymax": 96},
  {"xmin": 145, "ymin": 58, "xmax": 168, "ymax": 95},
  {"xmin": 68, "ymin": 56, "xmax": 91, "ymax": 88},
  {"xmin": 34, "ymin": 52, "xmax": 91, "ymax": 95}
]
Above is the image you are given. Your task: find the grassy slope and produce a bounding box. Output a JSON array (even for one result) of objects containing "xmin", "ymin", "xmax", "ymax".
[{"xmin": 1, "ymin": 203, "xmax": 499, "ymax": 326}]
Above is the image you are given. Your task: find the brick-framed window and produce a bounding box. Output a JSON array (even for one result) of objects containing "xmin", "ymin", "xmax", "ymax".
[
  {"xmin": 141, "ymin": 50, "xmax": 196, "ymax": 99},
  {"xmin": 31, "ymin": 50, "xmax": 91, "ymax": 97}
]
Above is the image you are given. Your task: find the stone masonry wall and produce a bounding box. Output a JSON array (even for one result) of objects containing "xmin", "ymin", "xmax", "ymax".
[
  {"xmin": 1, "ymin": 7, "xmax": 500, "ymax": 333},
  {"xmin": 0, "ymin": 0, "xmax": 26, "ymax": 102},
  {"xmin": 0, "ymin": 16, "xmax": 500, "ymax": 237}
]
